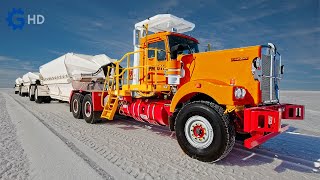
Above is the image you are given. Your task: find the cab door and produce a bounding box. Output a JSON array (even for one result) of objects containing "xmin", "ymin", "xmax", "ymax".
[{"xmin": 145, "ymin": 39, "xmax": 168, "ymax": 86}]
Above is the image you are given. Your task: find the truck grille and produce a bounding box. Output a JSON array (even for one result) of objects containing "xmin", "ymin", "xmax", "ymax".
[{"xmin": 261, "ymin": 52, "xmax": 281, "ymax": 104}]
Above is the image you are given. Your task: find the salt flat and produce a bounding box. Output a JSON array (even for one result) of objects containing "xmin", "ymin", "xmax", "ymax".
[
  {"xmin": 280, "ymin": 91, "xmax": 320, "ymax": 136},
  {"xmin": 0, "ymin": 88, "xmax": 319, "ymax": 180}
]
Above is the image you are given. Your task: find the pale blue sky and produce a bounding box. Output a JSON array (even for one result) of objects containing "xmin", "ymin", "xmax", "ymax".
[{"xmin": 0, "ymin": 0, "xmax": 319, "ymax": 90}]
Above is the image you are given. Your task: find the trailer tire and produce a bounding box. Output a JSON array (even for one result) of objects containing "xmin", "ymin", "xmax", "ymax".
[
  {"xmin": 35, "ymin": 86, "xmax": 43, "ymax": 104},
  {"xmin": 175, "ymin": 100, "xmax": 235, "ymax": 162},
  {"xmin": 71, "ymin": 93, "xmax": 84, "ymax": 119},
  {"xmin": 29, "ymin": 86, "xmax": 35, "ymax": 101},
  {"xmin": 82, "ymin": 94, "xmax": 99, "ymax": 124},
  {"xmin": 43, "ymin": 97, "xmax": 52, "ymax": 103}
]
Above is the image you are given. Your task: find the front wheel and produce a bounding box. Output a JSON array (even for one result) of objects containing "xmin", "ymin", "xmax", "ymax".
[
  {"xmin": 175, "ymin": 101, "xmax": 235, "ymax": 162},
  {"xmin": 82, "ymin": 94, "xmax": 100, "ymax": 124}
]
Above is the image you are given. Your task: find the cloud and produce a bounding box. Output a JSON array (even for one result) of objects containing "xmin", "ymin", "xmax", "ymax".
[
  {"xmin": 274, "ymin": 27, "xmax": 320, "ymax": 38},
  {"xmin": 282, "ymin": 79, "xmax": 316, "ymax": 84},
  {"xmin": 0, "ymin": 56, "xmax": 18, "ymax": 62},
  {"xmin": 196, "ymin": 37, "xmax": 224, "ymax": 50},
  {"xmin": 311, "ymin": 75, "xmax": 320, "ymax": 79},
  {"xmin": 161, "ymin": 0, "xmax": 179, "ymax": 12},
  {"xmin": 212, "ymin": 2, "xmax": 297, "ymax": 26},
  {"xmin": 54, "ymin": 9, "xmax": 135, "ymax": 58},
  {"xmin": 47, "ymin": 49, "xmax": 65, "ymax": 56},
  {"xmin": 0, "ymin": 58, "xmax": 40, "ymax": 88},
  {"xmin": 284, "ymin": 68, "xmax": 309, "ymax": 75},
  {"xmin": 291, "ymin": 57, "xmax": 320, "ymax": 70},
  {"xmin": 53, "ymin": 0, "xmax": 207, "ymax": 59}
]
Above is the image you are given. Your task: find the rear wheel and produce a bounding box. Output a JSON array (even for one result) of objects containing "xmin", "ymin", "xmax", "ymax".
[
  {"xmin": 35, "ymin": 86, "xmax": 43, "ymax": 103},
  {"xmin": 29, "ymin": 86, "xmax": 35, "ymax": 101},
  {"xmin": 43, "ymin": 97, "xmax": 52, "ymax": 103},
  {"xmin": 71, "ymin": 93, "xmax": 84, "ymax": 119},
  {"xmin": 19, "ymin": 87, "xmax": 22, "ymax": 96},
  {"xmin": 82, "ymin": 94, "xmax": 100, "ymax": 124},
  {"xmin": 175, "ymin": 101, "xmax": 235, "ymax": 162}
]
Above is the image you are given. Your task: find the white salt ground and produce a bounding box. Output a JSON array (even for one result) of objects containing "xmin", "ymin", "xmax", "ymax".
[{"xmin": 0, "ymin": 88, "xmax": 319, "ymax": 180}]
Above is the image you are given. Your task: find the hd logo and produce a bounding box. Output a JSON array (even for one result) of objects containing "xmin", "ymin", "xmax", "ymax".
[{"xmin": 6, "ymin": 8, "xmax": 45, "ymax": 30}]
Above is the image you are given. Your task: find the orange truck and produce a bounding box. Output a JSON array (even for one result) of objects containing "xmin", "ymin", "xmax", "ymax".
[{"xmin": 69, "ymin": 14, "xmax": 304, "ymax": 162}]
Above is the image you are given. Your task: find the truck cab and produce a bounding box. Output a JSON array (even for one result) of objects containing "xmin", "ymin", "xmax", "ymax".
[
  {"xmin": 137, "ymin": 31, "xmax": 199, "ymax": 89},
  {"xmin": 70, "ymin": 14, "xmax": 305, "ymax": 163}
]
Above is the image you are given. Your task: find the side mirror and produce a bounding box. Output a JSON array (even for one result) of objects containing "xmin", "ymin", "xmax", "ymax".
[
  {"xmin": 170, "ymin": 44, "xmax": 180, "ymax": 59},
  {"xmin": 133, "ymin": 29, "xmax": 140, "ymax": 47},
  {"xmin": 280, "ymin": 65, "xmax": 284, "ymax": 74},
  {"xmin": 170, "ymin": 44, "xmax": 188, "ymax": 59}
]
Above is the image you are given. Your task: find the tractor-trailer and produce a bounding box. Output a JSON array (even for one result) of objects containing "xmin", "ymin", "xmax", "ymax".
[
  {"xmin": 14, "ymin": 77, "xmax": 23, "ymax": 94},
  {"xmin": 68, "ymin": 14, "xmax": 305, "ymax": 163}
]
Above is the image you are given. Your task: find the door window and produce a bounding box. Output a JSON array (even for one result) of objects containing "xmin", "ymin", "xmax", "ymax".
[{"xmin": 148, "ymin": 41, "xmax": 166, "ymax": 61}]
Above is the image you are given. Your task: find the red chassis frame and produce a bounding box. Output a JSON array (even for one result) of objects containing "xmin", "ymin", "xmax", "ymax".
[
  {"xmin": 69, "ymin": 90, "xmax": 305, "ymax": 150},
  {"xmin": 243, "ymin": 104, "xmax": 304, "ymax": 149},
  {"xmin": 69, "ymin": 90, "xmax": 108, "ymax": 112}
]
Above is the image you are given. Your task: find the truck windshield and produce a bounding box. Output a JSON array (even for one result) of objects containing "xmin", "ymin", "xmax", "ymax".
[{"xmin": 168, "ymin": 35, "xmax": 199, "ymax": 55}]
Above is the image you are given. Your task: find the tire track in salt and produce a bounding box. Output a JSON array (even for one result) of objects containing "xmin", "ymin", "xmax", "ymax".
[{"xmin": 9, "ymin": 94, "xmax": 114, "ymax": 180}]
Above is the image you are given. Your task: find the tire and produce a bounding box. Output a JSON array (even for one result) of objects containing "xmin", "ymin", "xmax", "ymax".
[
  {"xmin": 29, "ymin": 86, "xmax": 35, "ymax": 101},
  {"xmin": 15, "ymin": 91, "xmax": 18, "ymax": 94},
  {"xmin": 71, "ymin": 93, "xmax": 84, "ymax": 119},
  {"xmin": 35, "ymin": 86, "xmax": 43, "ymax": 104},
  {"xmin": 43, "ymin": 97, "xmax": 52, "ymax": 103},
  {"xmin": 175, "ymin": 100, "xmax": 235, "ymax": 162},
  {"xmin": 19, "ymin": 87, "xmax": 22, "ymax": 96},
  {"xmin": 82, "ymin": 94, "xmax": 100, "ymax": 124}
]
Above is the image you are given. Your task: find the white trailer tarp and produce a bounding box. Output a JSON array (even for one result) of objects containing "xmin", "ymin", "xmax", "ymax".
[
  {"xmin": 39, "ymin": 53, "xmax": 114, "ymax": 101},
  {"xmin": 15, "ymin": 77, "xmax": 23, "ymax": 86},
  {"xmin": 22, "ymin": 72, "xmax": 40, "ymax": 86}
]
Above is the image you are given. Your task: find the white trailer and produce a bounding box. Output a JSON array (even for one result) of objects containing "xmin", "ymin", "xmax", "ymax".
[
  {"xmin": 34, "ymin": 53, "xmax": 114, "ymax": 103},
  {"xmin": 21, "ymin": 72, "xmax": 40, "ymax": 99},
  {"xmin": 14, "ymin": 77, "xmax": 23, "ymax": 94}
]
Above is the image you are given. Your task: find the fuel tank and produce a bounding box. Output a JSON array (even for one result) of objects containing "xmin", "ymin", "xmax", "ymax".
[{"xmin": 120, "ymin": 99, "xmax": 171, "ymax": 126}]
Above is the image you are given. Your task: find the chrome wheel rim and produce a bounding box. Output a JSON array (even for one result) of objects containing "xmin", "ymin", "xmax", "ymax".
[
  {"xmin": 35, "ymin": 88, "xmax": 38, "ymax": 100},
  {"xmin": 184, "ymin": 115, "xmax": 214, "ymax": 149},
  {"xmin": 84, "ymin": 101, "xmax": 92, "ymax": 117},
  {"xmin": 73, "ymin": 99, "xmax": 79, "ymax": 113}
]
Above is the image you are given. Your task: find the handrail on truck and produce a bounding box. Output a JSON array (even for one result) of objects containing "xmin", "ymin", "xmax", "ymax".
[{"xmin": 100, "ymin": 48, "xmax": 165, "ymax": 108}]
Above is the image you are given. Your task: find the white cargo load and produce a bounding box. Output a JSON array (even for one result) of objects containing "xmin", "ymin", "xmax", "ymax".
[
  {"xmin": 15, "ymin": 77, "xmax": 23, "ymax": 86},
  {"xmin": 39, "ymin": 53, "xmax": 114, "ymax": 101},
  {"xmin": 22, "ymin": 72, "xmax": 40, "ymax": 86},
  {"xmin": 14, "ymin": 77, "xmax": 23, "ymax": 94},
  {"xmin": 20, "ymin": 72, "xmax": 40, "ymax": 96}
]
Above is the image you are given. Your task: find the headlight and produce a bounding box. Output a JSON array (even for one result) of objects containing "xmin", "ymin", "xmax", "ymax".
[
  {"xmin": 253, "ymin": 57, "xmax": 261, "ymax": 69},
  {"xmin": 240, "ymin": 88, "xmax": 246, "ymax": 98},
  {"xmin": 234, "ymin": 87, "xmax": 246, "ymax": 99}
]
